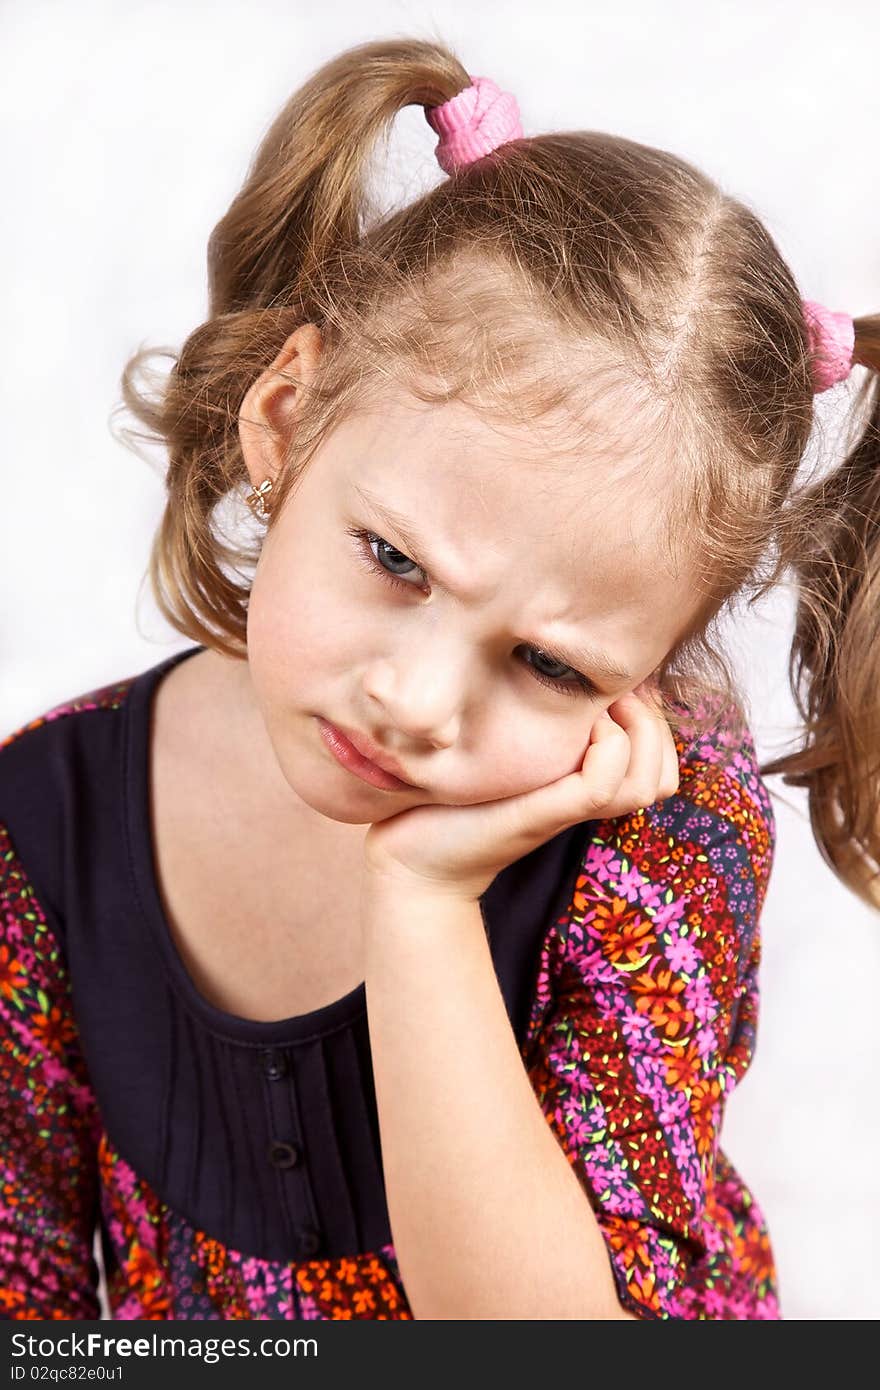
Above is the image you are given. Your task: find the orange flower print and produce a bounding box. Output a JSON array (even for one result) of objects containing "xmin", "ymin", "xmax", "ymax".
[
  {"xmin": 604, "ymin": 1219, "xmax": 653, "ymax": 1273},
  {"xmin": 126, "ymin": 1240, "xmax": 161, "ymax": 1286},
  {"xmin": 633, "ymin": 967, "xmax": 694, "ymax": 1041},
  {"xmin": 379, "ymin": 1282, "xmax": 408, "ymax": 1314},
  {"xmin": 625, "ymin": 1266, "xmax": 662, "ymax": 1315},
  {"xmin": 30, "ymin": 1001, "xmax": 77, "ymax": 1057},
  {"xmin": 602, "ymin": 911, "xmax": 657, "ymax": 972},
  {"xmin": 689, "ymin": 1075, "xmax": 724, "ymax": 1156},
  {"xmin": 124, "ymin": 1242, "xmax": 170, "ymax": 1317},
  {"xmin": 353, "ymin": 1287, "xmax": 377, "ymax": 1315},
  {"xmin": 0, "ymin": 943, "xmax": 26, "ymax": 1001},
  {"xmin": 362, "ymin": 1257, "xmax": 387, "ymax": 1285},
  {"xmin": 664, "ymin": 1040, "xmax": 703, "ymax": 1092}
]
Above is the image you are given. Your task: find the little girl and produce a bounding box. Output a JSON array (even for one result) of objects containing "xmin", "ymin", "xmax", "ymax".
[{"xmin": 1, "ymin": 36, "xmax": 878, "ymax": 1322}]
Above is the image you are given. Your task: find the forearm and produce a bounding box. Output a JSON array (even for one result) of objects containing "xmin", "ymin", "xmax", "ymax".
[{"xmin": 360, "ymin": 876, "xmax": 633, "ymax": 1320}]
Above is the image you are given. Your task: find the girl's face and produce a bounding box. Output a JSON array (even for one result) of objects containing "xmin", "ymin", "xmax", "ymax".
[{"xmin": 242, "ymin": 340, "xmax": 697, "ymax": 827}]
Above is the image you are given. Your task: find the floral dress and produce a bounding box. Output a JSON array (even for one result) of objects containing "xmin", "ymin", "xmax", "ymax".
[{"xmin": 0, "ymin": 646, "xmax": 779, "ymax": 1319}]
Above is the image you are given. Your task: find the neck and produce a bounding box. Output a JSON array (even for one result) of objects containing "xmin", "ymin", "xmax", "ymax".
[{"xmin": 180, "ymin": 646, "xmax": 368, "ymax": 847}]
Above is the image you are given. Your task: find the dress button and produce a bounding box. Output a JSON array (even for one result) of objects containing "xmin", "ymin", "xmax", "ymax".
[
  {"xmin": 298, "ymin": 1226, "xmax": 321, "ymax": 1257},
  {"xmin": 260, "ymin": 1048, "xmax": 288, "ymax": 1081},
  {"xmin": 268, "ymin": 1139, "xmax": 300, "ymax": 1169}
]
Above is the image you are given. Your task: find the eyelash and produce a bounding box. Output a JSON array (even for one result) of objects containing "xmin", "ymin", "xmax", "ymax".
[{"xmin": 345, "ymin": 526, "xmax": 598, "ymax": 699}]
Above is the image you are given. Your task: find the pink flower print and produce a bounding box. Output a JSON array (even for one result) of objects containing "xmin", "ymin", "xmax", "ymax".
[
  {"xmin": 566, "ymin": 1108, "xmax": 601, "ymax": 1147},
  {"xmin": 612, "ymin": 1186, "xmax": 646, "ymax": 1218},
  {"xmin": 621, "ymin": 1009, "xmax": 657, "ymax": 1046},
  {"xmin": 531, "ymin": 962, "xmax": 553, "ymax": 1010},
  {"xmin": 573, "ymin": 919, "xmax": 601, "ymax": 950},
  {"xmin": 640, "ymin": 881, "xmax": 666, "ymax": 911},
  {"xmin": 702, "ymin": 1222, "xmax": 725, "ymax": 1255},
  {"xmin": 652, "ymin": 898, "xmax": 685, "ymax": 933},
  {"xmin": 3, "ymin": 918, "xmax": 25, "ymax": 949},
  {"xmin": 756, "ymin": 1292, "xmax": 781, "ymax": 1319},
  {"xmin": 583, "ymin": 842, "xmax": 619, "ymax": 876},
  {"xmin": 115, "ymin": 1162, "xmax": 136, "ymax": 1200},
  {"xmin": 606, "ymin": 1161, "xmax": 631, "ymax": 1187},
  {"xmin": 616, "ymin": 861, "xmax": 647, "ymax": 904},
  {"xmin": 703, "ymin": 1285, "xmax": 727, "ymax": 1316},
  {"xmin": 729, "ymin": 1292, "xmax": 754, "ymax": 1318},
  {"xmin": 575, "ymin": 946, "xmax": 621, "ymax": 989},
  {"xmin": 689, "ymin": 974, "xmax": 717, "ymax": 1023},
  {"xmin": 657, "ymin": 1090, "xmax": 689, "ymax": 1125},
  {"xmin": 297, "ymin": 1289, "xmax": 321, "ymax": 1319},
  {"xmin": 632, "ymin": 1050, "xmax": 668, "ymax": 1095},
  {"xmin": 40, "ymin": 1055, "xmax": 69, "ymax": 1088},
  {"xmin": 601, "ymin": 1189, "xmax": 634, "ymax": 1215},
  {"xmin": 246, "ymin": 1284, "xmax": 268, "ymax": 1316},
  {"xmin": 671, "ymin": 1129, "xmax": 693, "ymax": 1168},
  {"xmin": 664, "ymin": 930, "xmax": 699, "ymax": 974}
]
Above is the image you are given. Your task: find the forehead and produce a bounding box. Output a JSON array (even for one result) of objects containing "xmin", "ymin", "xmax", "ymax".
[
  {"xmin": 316, "ymin": 386, "xmax": 701, "ymax": 684},
  {"xmin": 329, "ymin": 385, "xmax": 682, "ymax": 590}
]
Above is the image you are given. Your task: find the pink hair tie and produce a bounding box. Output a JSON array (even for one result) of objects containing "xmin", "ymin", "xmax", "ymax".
[
  {"xmin": 425, "ymin": 75, "xmax": 523, "ymax": 175},
  {"xmin": 802, "ymin": 299, "xmax": 855, "ymax": 393}
]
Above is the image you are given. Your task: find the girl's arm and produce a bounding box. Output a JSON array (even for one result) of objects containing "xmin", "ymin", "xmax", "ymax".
[
  {"xmin": 361, "ymin": 718, "xmax": 776, "ymax": 1321},
  {"xmin": 361, "ymin": 876, "xmax": 636, "ymax": 1320},
  {"xmin": 0, "ymin": 823, "xmax": 103, "ymax": 1319}
]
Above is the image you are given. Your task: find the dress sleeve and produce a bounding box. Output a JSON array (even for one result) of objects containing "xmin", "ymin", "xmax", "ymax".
[
  {"xmin": 0, "ymin": 821, "xmax": 103, "ymax": 1319},
  {"xmin": 523, "ymin": 715, "xmax": 776, "ymax": 1320}
]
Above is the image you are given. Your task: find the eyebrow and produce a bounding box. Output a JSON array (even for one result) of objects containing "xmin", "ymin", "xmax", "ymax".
[{"xmin": 351, "ymin": 482, "xmax": 633, "ymax": 687}]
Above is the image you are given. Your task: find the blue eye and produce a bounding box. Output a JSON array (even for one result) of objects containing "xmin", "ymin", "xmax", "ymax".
[{"xmin": 346, "ymin": 526, "xmax": 598, "ymax": 699}]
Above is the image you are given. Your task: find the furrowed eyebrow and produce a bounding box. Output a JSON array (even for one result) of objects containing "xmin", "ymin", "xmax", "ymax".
[{"xmin": 351, "ymin": 481, "xmax": 633, "ymax": 686}]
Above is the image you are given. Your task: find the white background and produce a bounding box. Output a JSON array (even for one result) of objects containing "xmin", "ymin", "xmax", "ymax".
[{"xmin": 2, "ymin": 0, "xmax": 879, "ymax": 1320}]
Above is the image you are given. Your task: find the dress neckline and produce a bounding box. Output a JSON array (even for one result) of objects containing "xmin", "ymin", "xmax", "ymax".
[{"xmin": 123, "ymin": 644, "xmax": 368, "ymax": 1046}]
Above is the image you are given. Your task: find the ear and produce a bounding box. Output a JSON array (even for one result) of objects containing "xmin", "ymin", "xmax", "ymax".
[{"xmin": 238, "ymin": 322, "xmax": 324, "ymax": 491}]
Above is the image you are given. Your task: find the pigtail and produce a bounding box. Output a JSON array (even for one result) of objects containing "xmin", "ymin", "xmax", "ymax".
[
  {"xmin": 115, "ymin": 39, "xmax": 471, "ymax": 656},
  {"xmin": 205, "ymin": 39, "xmax": 469, "ymax": 314},
  {"xmin": 760, "ymin": 313, "xmax": 880, "ymax": 910}
]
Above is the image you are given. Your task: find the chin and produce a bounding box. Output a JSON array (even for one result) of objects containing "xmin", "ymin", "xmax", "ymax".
[
  {"xmin": 281, "ymin": 756, "xmax": 423, "ymax": 825},
  {"xmin": 279, "ymin": 769, "xmax": 376, "ymax": 825},
  {"xmin": 313, "ymin": 803, "xmax": 376, "ymax": 826}
]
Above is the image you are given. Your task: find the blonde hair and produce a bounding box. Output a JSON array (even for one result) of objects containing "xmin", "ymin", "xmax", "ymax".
[{"xmin": 114, "ymin": 37, "xmax": 880, "ymax": 908}]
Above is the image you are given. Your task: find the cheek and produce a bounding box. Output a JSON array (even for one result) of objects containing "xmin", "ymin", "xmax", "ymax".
[
  {"xmin": 246, "ymin": 539, "xmax": 347, "ymax": 686},
  {"xmin": 448, "ymin": 718, "xmax": 590, "ymax": 805},
  {"xmin": 514, "ymin": 725, "xmax": 592, "ymax": 787}
]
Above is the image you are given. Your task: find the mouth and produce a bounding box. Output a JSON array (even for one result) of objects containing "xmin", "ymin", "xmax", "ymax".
[{"xmin": 317, "ymin": 718, "xmax": 421, "ymax": 791}]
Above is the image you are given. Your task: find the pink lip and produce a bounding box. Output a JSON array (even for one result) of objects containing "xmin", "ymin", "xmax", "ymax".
[{"xmin": 317, "ymin": 719, "xmax": 420, "ymax": 790}]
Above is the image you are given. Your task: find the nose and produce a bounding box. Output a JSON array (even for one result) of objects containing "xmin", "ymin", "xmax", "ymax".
[{"xmin": 361, "ymin": 653, "xmax": 462, "ymax": 750}]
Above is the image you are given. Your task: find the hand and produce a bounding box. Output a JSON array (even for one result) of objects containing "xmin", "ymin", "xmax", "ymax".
[{"xmin": 361, "ymin": 680, "xmax": 681, "ymax": 902}]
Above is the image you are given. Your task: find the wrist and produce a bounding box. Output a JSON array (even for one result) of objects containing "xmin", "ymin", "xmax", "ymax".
[
  {"xmin": 361, "ymin": 856, "xmax": 483, "ymax": 906},
  {"xmin": 359, "ymin": 863, "xmax": 489, "ymax": 959}
]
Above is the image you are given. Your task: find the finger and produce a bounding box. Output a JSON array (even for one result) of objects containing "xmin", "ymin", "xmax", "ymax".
[
  {"xmin": 603, "ymin": 692, "xmax": 666, "ymax": 811},
  {"xmin": 480, "ymin": 713, "xmax": 631, "ymax": 855},
  {"xmin": 639, "ymin": 687, "xmax": 681, "ymax": 799},
  {"xmin": 581, "ymin": 709, "xmax": 634, "ymax": 799},
  {"xmin": 631, "ymin": 681, "xmax": 681, "ymax": 798},
  {"xmin": 658, "ymin": 721, "xmax": 681, "ymax": 799}
]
